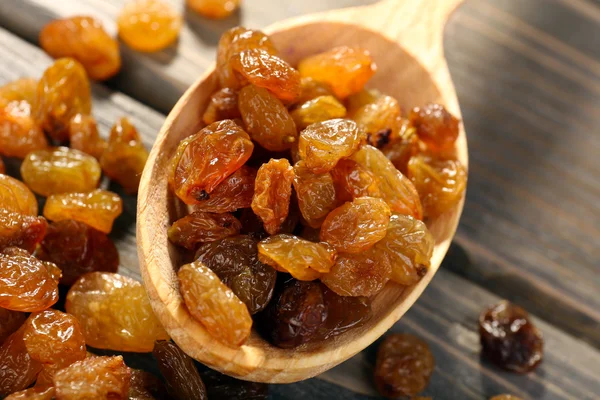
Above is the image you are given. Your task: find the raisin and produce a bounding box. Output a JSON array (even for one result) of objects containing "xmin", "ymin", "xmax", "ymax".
[
  {"xmin": 33, "ymin": 58, "xmax": 91, "ymax": 141},
  {"xmin": 0, "ymin": 78, "xmax": 37, "ymax": 107},
  {"xmin": 0, "ymin": 309, "xmax": 27, "ymax": 345},
  {"xmin": 187, "ymin": 0, "xmax": 240, "ymax": 19},
  {"xmin": 53, "ymin": 356, "xmax": 131, "ymax": 400},
  {"xmin": 169, "ymin": 120, "xmax": 254, "ymax": 204},
  {"xmin": 68, "ymin": 114, "xmax": 107, "ymax": 160},
  {"xmin": 38, "ymin": 219, "xmax": 119, "ymax": 285},
  {"xmin": 100, "ymin": 117, "xmax": 149, "ymax": 194},
  {"xmin": 298, "ymin": 119, "xmax": 364, "ymax": 174},
  {"xmin": 345, "ymin": 89, "xmax": 381, "ymax": 115},
  {"xmin": 258, "ymin": 279, "xmax": 327, "ymax": 348},
  {"xmin": 258, "ymin": 234, "xmax": 335, "ymax": 280},
  {"xmin": 0, "ymin": 157, "xmax": 4, "ymax": 174},
  {"xmin": 23, "ymin": 310, "xmax": 86, "ymax": 386},
  {"xmin": 479, "ymin": 301, "xmax": 543, "ymax": 373},
  {"xmin": 409, "ymin": 103, "xmax": 460, "ymax": 153},
  {"xmin": 40, "ymin": 16, "xmax": 121, "ymax": 81},
  {"xmin": 239, "ymin": 208, "xmax": 268, "ymax": 240},
  {"xmin": 317, "ymin": 286, "xmax": 371, "ymax": 340},
  {"xmin": 152, "ymin": 340, "xmax": 207, "ymax": 400},
  {"xmin": 216, "ymin": 27, "xmax": 277, "ymax": 89},
  {"xmin": 0, "ymin": 325, "xmax": 42, "ymax": 397},
  {"xmin": 178, "ymin": 261, "xmax": 252, "ymax": 346},
  {"xmin": 20, "ymin": 147, "xmax": 101, "ymax": 197},
  {"xmin": 375, "ymin": 214, "xmax": 434, "ymax": 286},
  {"xmin": 238, "ymin": 85, "xmax": 297, "ymax": 151},
  {"xmin": 168, "ymin": 211, "xmax": 242, "ymax": 250},
  {"xmin": 0, "ymin": 247, "xmax": 59, "ymax": 311},
  {"xmin": 292, "ymin": 161, "xmax": 338, "ymax": 228},
  {"xmin": 191, "ymin": 166, "xmax": 256, "ymax": 213},
  {"xmin": 117, "ymin": 0, "xmax": 182, "ymax": 53},
  {"xmin": 321, "ymin": 245, "xmax": 391, "ymax": 297},
  {"xmin": 202, "ymin": 369, "xmax": 268, "ymax": 400},
  {"xmin": 350, "ymin": 145, "xmax": 422, "ymax": 219},
  {"xmin": 66, "ymin": 272, "xmax": 170, "ymax": 352},
  {"xmin": 490, "ymin": 396, "xmax": 523, "ymax": 400},
  {"xmin": 298, "ymin": 47, "xmax": 376, "ymax": 99},
  {"xmin": 128, "ymin": 369, "xmax": 169, "ymax": 400},
  {"xmin": 352, "ymin": 95, "xmax": 402, "ymax": 144},
  {"xmin": 0, "ymin": 210, "xmax": 47, "ymax": 252},
  {"xmin": 294, "ymin": 77, "xmax": 335, "ymax": 105},
  {"xmin": 202, "ymin": 88, "xmax": 240, "ymax": 125},
  {"xmin": 374, "ymin": 333, "xmax": 435, "ymax": 398},
  {"xmin": 0, "ymin": 174, "xmax": 38, "ymax": 216},
  {"xmin": 0, "ymin": 102, "xmax": 48, "ymax": 159},
  {"xmin": 320, "ymin": 197, "xmax": 390, "ymax": 253},
  {"xmin": 251, "ymin": 158, "xmax": 294, "ymax": 234},
  {"xmin": 330, "ymin": 158, "xmax": 381, "ymax": 203},
  {"xmin": 4, "ymin": 386, "xmax": 54, "ymax": 400},
  {"xmin": 291, "ymin": 95, "xmax": 347, "ymax": 129},
  {"xmin": 381, "ymin": 119, "xmax": 418, "ymax": 175}
]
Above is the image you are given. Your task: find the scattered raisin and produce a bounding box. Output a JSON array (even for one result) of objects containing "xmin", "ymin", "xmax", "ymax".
[
  {"xmin": 0, "ymin": 174, "xmax": 38, "ymax": 216},
  {"xmin": 68, "ymin": 114, "xmax": 107, "ymax": 160},
  {"xmin": 0, "ymin": 309, "xmax": 27, "ymax": 345},
  {"xmin": 152, "ymin": 340, "xmax": 207, "ymax": 400},
  {"xmin": 409, "ymin": 103, "xmax": 459, "ymax": 153},
  {"xmin": 0, "ymin": 325, "xmax": 42, "ymax": 397},
  {"xmin": 128, "ymin": 369, "xmax": 169, "ymax": 400},
  {"xmin": 187, "ymin": 0, "xmax": 240, "ymax": 19},
  {"xmin": 0, "ymin": 210, "xmax": 47, "ymax": 252},
  {"xmin": 0, "ymin": 102, "xmax": 48, "ymax": 159},
  {"xmin": 292, "ymin": 161, "xmax": 338, "ymax": 228},
  {"xmin": 192, "ymin": 165, "xmax": 256, "ymax": 213},
  {"xmin": 202, "ymin": 369, "xmax": 268, "ymax": 400},
  {"xmin": 291, "ymin": 95, "xmax": 347, "ymax": 129},
  {"xmin": 202, "ymin": 88, "xmax": 240, "ymax": 125},
  {"xmin": 168, "ymin": 211, "xmax": 242, "ymax": 250},
  {"xmin": 251, "ymin": 158, "xmax": 294, "ymax": 234}
]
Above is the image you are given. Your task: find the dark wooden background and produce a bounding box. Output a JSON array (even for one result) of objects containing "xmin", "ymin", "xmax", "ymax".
[{"xmin": 0, "ymin": 0, "xmax": 598, "ymax": 399}]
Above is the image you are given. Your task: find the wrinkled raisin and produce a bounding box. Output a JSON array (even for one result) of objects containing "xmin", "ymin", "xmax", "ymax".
[
  {"xmin": 202, "ymin": 369, "xmax": 268, "ymax": 400},
  {"xmin": 0, "ymin": 309, "xmax": 26, "ymax": 345},
  {"xmin": 382, "ymin": 119, "xmax": 418, "ymax": 175},
  {"xmin": 0, "ymin": 210, "xmax": 47, "ymax": 252},
  {"xmin": 191, "ymin": 165, "xmax": 256, "ymax": 213},
  {"xmin": 168, "ymin": 211, "xmax": 242, "ymax": 250},
  {"xmin": 292, "ymin": 161, "xmax": 338, "ymax": 228},
  {"xmin": 330, "ymin": 158, "xmax": 381, "ymax": 203},
  {"xmin": 0, "ymin": 325, "xmax": 42, "ymax": 397},
  {"xmin": 409, "ymin": 103, "xmax": 459, "ymax": 153},
  {"xmin": 152, "ymin": 340, "xmax": 207, "ymax": 400},
  {"xmin": 187, "ymin": 0, "xmax": 240, "ymax": 19},
  {"xmin": 202, "ymin": 88, "xmax": 240, "ymax": 125},
  {"xmin": 68, "ymin": 114, "xmax": 107, "ymax": 160},
  {"xmin": 291, "ymin": 95, "xmax": 347, "ymax": 129},
  {"xmin": 251, "ymin": 158, "xmax": 294, "ymax": 234},
  {"xmin": 4, "ymin": 386, "xmax": 54, "ymax": 400},
  {"xmin": 0, "ymin": 174, "xmax": 38, "ymax": 216},
  {"xmin": 352, "ymin": 95, "xmax": 401, "ymax": 144},
  {"xmin": 294, "ymin": 77, "xmax": 335, "ymax": 105},
  {"xmin": 0, "ymin": 102, "xmax": 48, "ymax": 159},
  {"xmin": 128, "ymin": 369, "xmax": 169, "ymax": 400},
  {"xmin": 317, "ymin": 286, "xmax": 371, "ymax": 340}
]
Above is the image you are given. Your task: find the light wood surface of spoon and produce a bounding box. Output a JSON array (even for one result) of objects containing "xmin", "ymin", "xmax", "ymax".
[{"xmin": 137, "ymin": 0, "xmax": 468, "ymax": 384}]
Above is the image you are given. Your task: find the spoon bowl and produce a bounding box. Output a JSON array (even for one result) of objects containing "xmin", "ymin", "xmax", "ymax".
[{"xmin": 138, "ymin": 0, "xmax": 467, "ymax": 383}]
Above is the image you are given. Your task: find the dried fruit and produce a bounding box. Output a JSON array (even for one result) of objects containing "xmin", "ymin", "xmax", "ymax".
[
  {"xmin": 0, "ymin": 325, "xmax": 42, "ymax": 397},
  {"xmin": 251, "ymin": 158, "xmax": 294, "ymax": 234},
  {"xmin": 20, "ymin": 147, "xmax": 101, "ymax": 197},
  {"xmin": 178, "ymin": 261, "xmax": 252, "ymax": 346},
  {"xmin": 0, "ymin": 174, "xmax": 38, "ymax": 216},
  {"xmin": 194, "ymin": 235, "xmax": 276, "ymax": 314},
  {"xmin": 0, "ymin": 309, "xmax": 26, "ymax": 345},
  {"xmin": 298, "ymin": 47, "xmax": 376, "ymax": 99},
  {"xmin": 350, "ymin": 145, "xmax": 422, "ymax": 219},
  {"xmin": 68, "ymin": 114, "xmax": 106, "ymax": 159},
  {"xmin": 168, "ymin": 211, "xmax": 242, "ymax": 250},
  {"xmin": 346, "ymin": 89, "xmax": 381, "ymax": 115},
  {"xmin": 407, "ymin": 154, "xmax": 467, "ymax": 219},
  {"xmin": 298, "ymin": 119, "xmax": 364, "ymax": 174},
  {"xmin": 38, "ymin": 219, "xmax": 119, "ymax": 285},
  {"xmin": 4, "ymin": 386, "xmax": 54, "ymax": 400},
  {"xmin": 53, "ymin": 356, "xmax": 131, "ymax": 400},
  {"xmin": 202, "ymin": 369, "xmax": 268, "ymax": 400},
  {"xmin": 352, "ymin": 95, "xmax": 401, "ymax": 146},
  {"xmin": 0, "ymin": 210, "xmax": 47, "ymax": 252},
  {"xmin": 230, "ymin": 49, "xmax": 301, "ymax": 102},
  {"xmin": 320, "ymin": 197, "xmax": 390, "ymax": 253},
  {"xmin": 330, "ymin": 158, "xmax": 381, "ymax": 203},
  {"xmin": 479, "ymin": 301, "xmax": 544, "ymax": 373},
  {"xmin": 238, "ymin": 85, "xmax": 297, "ymax": 151},
  {"xmin": 191, "ymin": 166, "xmax": 256, "ymax": 213},
  {"xmin": 117, "ymin": 0, "xmax": 182, "ymax": 52},
  {"xmin": 409, "ymin": 103, "xmax": 459, "ymax": 152},
  {"xmin": 0, "ymin": 247, "xmax": 59, "ymax": 311},
  {"xmin": 381, "ymin": 119, "xmax": 418, "ymax": 175},
  {"xmin": 153, "ymin": 340, "xmax": 207, "ymax": 400},
  {"xmin": 239, "ymin": 208, "xmax": 268, "ymax": 240},
  {"xmin": 317, "ymin": 287, "xmax": 371, "ymax": 340},
  {"xmin": 374, "ymin": 333, "xmax": 435, "ymax": 398},
  {"xmin": 43, "ymin": 189, "xmax": 122, "ymax": 234},
  {"xmin": 187, "ymin": 0, "xmax": 240, "ymax": 19},
  {"xmin": 258, "ymin": 234, "xmax": 335, "ymax": 280},
  {"xmin": 375, "ymin": 214, "xmax": 433, "ymax": 286},
  {"xmin": 0, "ymin": 102, "xmax": 48, "ymax": 159},
  {"xmin": 291, "ymin": 95, "xmax": 346, "ymax": 129},
  {"xmin": 0, "ymin": 157, "xmax": 4, "ymax": 174},
  {"xmin": 202, "ymin": 88, "xmax": 240, "ymax": 125},
  {"xmin": 100, "ymin": 117, "xmax": 149, "ymax": 194},
  {"xmin": 40, "ymin": 16, "xmax": 121, "ymax": 81},
  {"xmin": 0, "ymin": 78, "xmax": 37, "ymax": 107},
  {"xmin": 170, "ymin": 120, "xmax": 254, "ymax": 204},
  {"xmin": 295, "ymin": 77, "xmax": 335, "ymax": 105},
  {"xmin": 66, "ymin": 272, "xmax": 169, "ymax": 352},
  {"xmin": 128, "ymin": 369, "xmax": 168, "ymax": 400},
  {"xmin": 33, "ymin": 58, "xmax": 91, "ymax": 141},
  {"xmin": 292, "ymin": 161, "xmax": 338, "ymax": 228}
]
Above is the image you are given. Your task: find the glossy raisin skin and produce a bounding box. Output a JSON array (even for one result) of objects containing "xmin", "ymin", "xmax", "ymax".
[
  {"xmin": 202, "ymin": 369, "xmax": 268, "ymax": 400},
  {"xmin": 33, "ymin": 58, "xmax": 91, "ymax": 141},
  {"xmin": 195, "ymin": 235, "xmax": 276, "ymax": 314},
  {"xmin": 409, "ymin": 103, "xmax": 459, "ymax": 153},
  {"xmin": 153, "ymin": 340, "xmax": 207, "ymax": 400},
  {"xmin": 4, "ymin": 386, "xmax": 54, "ymax": 400},
  {"xmin": 0, "ymin": 78, "xmax": 37, "ymax": 107},
  {"xmin": 330, "ymin": 159, "xmax": 380, "ymax": 203},
  {"xmin": 291, "ymin": 95, "xmax": 346, "ymax": 129},
  {"xmin": 317, "ymin": 287, "xmax": 371, "ymax": 340},
  {"xmin": 38, "ymin": 219, "xmax": 119, "ymax": 285},
  {"xmin": 292, "ymin": 161, "xmax": 338, "ymax": 228},
  {"xmin": 0, "ymin": 211, "xmax": 47, "ymax": 253},
  {"xmin": 66, "ymin": 272, "xmax": 170, "ymax": 352},
  {"xmin": 0, "ymin": 101, "xmax": 48, "ymax": 159},
  {"xmin": 202, "ymin": 88, "xmax": 240, "ymax": 125},
  {"xmin": 53, "ymin": 356, "xmax": 131, "ymax": 400},
  {"xmin": 117, "ymin": 0, "xmax": 182, "ymax": 53},
  {"xmin": 128, "ymin": 369, "xmax": 168, "ymax": 400},
  {"xmin": 187, "ymin": 0, "xmax": 240, "ymax": 19},
  {"xmin": 479, "ymin": 301, "xmax": 544, "ymax": 373},
  {"xmin": 375, "ymin": 334, "xmax": 435, "ymax": 398},
  {"xmin": 352, "ymin": 95, "xmax": 401, "ymax": 146},
  {"xmin": 251, "ymin": 158, "xmax": 294, "ymax": 235},
  {"xmin": 40, "ymin": 16, "xmax": 121, "ymax": 81},
  {"xmin": 192, "ymin": 166, "xmax": 256, "ymax": 213},
  {"xmin": 178, "ymin": 261, "xmax": 252, "ymax": 347},
  {"xmin": 170, "ymin": 120, "xmax": 254, "ymax": 204},
  {"xmin": 0, "ymin": 309, "xmax": 26, "ymax": 345},
  {"xmin": 168, "ymin": 211, "xmax": 242, "ymax": 250},
  {"xmin": 0, "ymin": 174, "xmax": 38, "ymax": 216},
  {"xmin": 238, "ymin": 85, "xmax": 297, "ymax": 151},
  {"xmin": 0, "ymin": 325, "xmax": 42, "ymax": 397},
  {"xmin": 68, "ymin": 114, "xmax": 107, "ymax": 160}
]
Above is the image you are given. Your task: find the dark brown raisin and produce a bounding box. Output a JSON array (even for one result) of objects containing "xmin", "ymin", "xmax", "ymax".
[{"xmin": 153, "ymin": 340, "xmax": 207, "ymax": 400}]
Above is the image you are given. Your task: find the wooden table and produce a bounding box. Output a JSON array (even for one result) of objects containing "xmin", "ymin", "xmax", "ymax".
[{"xmin": 1, "ymin": 0, "xmax": 598, "ymax": 398}]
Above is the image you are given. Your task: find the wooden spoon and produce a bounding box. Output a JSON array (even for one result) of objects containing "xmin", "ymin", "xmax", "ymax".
[{"xmin": 138, "ymin": 0, "xmax": 467, "ymax": 384}]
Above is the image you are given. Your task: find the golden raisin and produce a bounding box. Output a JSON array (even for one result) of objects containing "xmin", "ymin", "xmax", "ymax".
[
  {"xmin": 0, "ymin": 78, "xmax": 37, "ymax": 107},
  {"xmin": 21, "ymin": 147, "xmax": 101, "ymax": 197},
  {"xmin": 202, "ymin": 88, "xmax": 240, "ymax": 125},
  {"xmin": 294, "ymin": 77, "xmax": 335, "ymax": 105},
  {"xmin": 117, "ymin": 0, "xmax": 182, "ymax": 53},
  {"xmin": 298, "ymin": 47, "xmax": 376, "ymax": 99},
  {"xmin": 33, "ymin": 58, "xmax": 91, "ymax": 141},
  {"xmin": 0, "ymin": 102, "xmax": 48, "ymax": 159},
  {"xmin": 238, "ymin": 85, "xmax": 297, "ymax": 151},
  {"xmin": 330, "ymin": 158, "xmax": 381, "ymax": 203},
  {"xmin": 409, "ymin": 103, "xmax": 460, "ymax": 153},
  {"xmin": 251, "ymin": 158, "xmax": 294, "ymax": 235},
  {"xmin": 381, "ymin": 119, "xmax": 418, "ymax": 175},
  {"xmin": 100, "ymin": 117, "xmax": 149, "ymax": 194},
  {"xmin": 68, "ymin": 114, "xmax": 107, "ymax": 160},
  {"xmin": 0, "ymin": 174, "xmax": 38, "ymax": 216},
  {"xmin": 0, "ymin": 157, "xmax": 4, "ymax": 174},
  {"xmin": 191, "ymin": 165, "xmax": 256, "ymax": 213},
  {"xmin": 170, "ymin": 120, "xmax": 254, "ymax": 204},
  {"xmin": 66, "ymin": 272, "xmax": 169, "ymax": 352},
  {"xmin": 43, "ymin": 190, "xmax": 123, "ymax": 234},
  {"xmin": 4, "ymin": 386, "xmax": 54, "ymax": 400},
  {"xmin": 298, "ymin": 119, "xmax": 364, "ymax": 174},
  {"xmin": 0, "ymin": 325, "xmax": 42, "ymax": 397},
  {"xmin": 292, "ymin": 161, "xmax": 338, "ymax": 228},
  {"xmin": 168, "ymin": 211, "xmax": 242, "ymax": 250},
  {"xmin": 0, "ymin": 211, "xmax": 47, "ymax": 253},
  {"xmin": 352, "ymin": 95, "xmax": 401, "ymax": 146},
  {"xmin": 0, "ymin": 309, "xmax": 27, "ymax": 345},
  {"xmin": 291, "ymin": 95, "xmax": 346, "ymax": 129},
  {"xmin": 40, "ymin": 16, "xmax": 121, "ymax": 81},
  {"xmin": 187, "ymin": 0, "xmax": 240, "ymax": 19},
  {"xmin": 346, "ymin": 89, "xmax": 381, "ymax": 115},
  {"xmin": 178, "ymin": 261, "xmax": 252, "ymax": 347}
]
